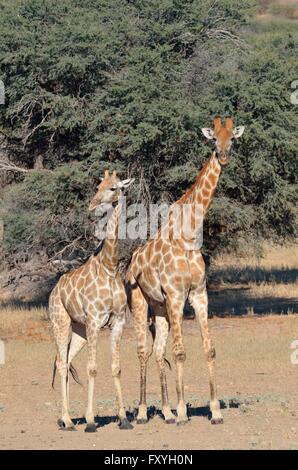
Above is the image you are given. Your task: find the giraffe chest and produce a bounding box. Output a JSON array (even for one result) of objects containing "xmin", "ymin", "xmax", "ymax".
[
  {"xmin": 131, "ymin": 242, "xmax": 205, "ymax": 301},
  {"xmin": 82, "ymin": 277, "xmax": 115, "ymax": 314},
  {"xmin": 62, "ymin": 276, "xmax": 113, "ymax": 321}
]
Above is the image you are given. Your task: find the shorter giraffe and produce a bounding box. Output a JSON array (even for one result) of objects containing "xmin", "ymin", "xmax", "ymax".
[{"xmin": 49, "ymin": 170, "xmax": 134, "ymax": 432}]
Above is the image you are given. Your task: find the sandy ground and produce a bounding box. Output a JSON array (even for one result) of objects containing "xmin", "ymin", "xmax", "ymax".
[{"xmin": 0, "ymin": 315, "xmax": 298, "ymax": 450}]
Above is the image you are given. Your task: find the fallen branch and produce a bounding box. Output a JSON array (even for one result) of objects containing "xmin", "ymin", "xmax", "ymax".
[{"xmin": 0, "ymin": 159, "xmax": 28, "ymax": 173}]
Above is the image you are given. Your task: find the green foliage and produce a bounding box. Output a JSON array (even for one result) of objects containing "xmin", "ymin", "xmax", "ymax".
[
  {"xmin": 3, "ymin": 164, "xmax": 91, "ymax": 259},
  {"xmin": 0, "ymin": 0, "xmax": 297, "ymax": 264},
  {"xmin": 198, "ymin": 29, "xmax": 298, "ymax": 243},
  {"xmin": 4, "ymin": 210, "xmax": 38, "ymax": 254}
]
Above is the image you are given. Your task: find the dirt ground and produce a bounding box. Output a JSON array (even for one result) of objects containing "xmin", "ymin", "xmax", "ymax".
[{"xmin": 0, "ymin": 315, "xmax": 298, "ymax": 450}]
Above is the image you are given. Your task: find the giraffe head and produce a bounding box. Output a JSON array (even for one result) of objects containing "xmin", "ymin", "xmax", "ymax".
[
  {"xmin": 89, "ymin": 169, "xmax": 134, "ymax": 212},
  {"xmin": 201, "ymin": 116, "xmax": 245, "ymax": 165}
]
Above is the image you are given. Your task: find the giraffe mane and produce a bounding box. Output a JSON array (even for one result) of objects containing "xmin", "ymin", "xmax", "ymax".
[{"xmin": 176, "ymin": 154, "xmax": 214, "ymax": 205}]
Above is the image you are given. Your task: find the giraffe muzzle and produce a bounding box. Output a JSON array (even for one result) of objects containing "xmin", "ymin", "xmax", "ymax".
[{"xmin": 218, "ymin": 153, "xmax": 229, "ymax": 165}]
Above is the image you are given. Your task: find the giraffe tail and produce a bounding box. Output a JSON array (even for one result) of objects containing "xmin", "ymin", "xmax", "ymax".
[
  {"xmin": 51, "ymin": 355, "xmax": 57, "ymax": 389},
  {"xmin": 51, "ymin": 355, "xmax": 82, "ymax": 389},
  {"xmin": 148, "ymin": 319, "xmax": 172, "ymax": 371},
  {"xmin": 69, "ymin": 363, "xmax": 82, "ymax": 386}
]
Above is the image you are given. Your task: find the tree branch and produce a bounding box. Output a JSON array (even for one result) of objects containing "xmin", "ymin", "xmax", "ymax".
[
  {"xmin": 22, "ymin": 109, "xmax": 52, "ymax": 148},
  {"xmin": 0, "ymin": 159, "xmax": 28, "ymax": 173}
]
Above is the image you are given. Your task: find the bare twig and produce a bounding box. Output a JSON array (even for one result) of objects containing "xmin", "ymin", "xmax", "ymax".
[
  {"xmin": 22, "ymin": 109, "xmax": 52, "ymax": 148},
  {"xmin": 205, "ymin": 28, "xmax": 245, "ymax": 46},
  {"xmin": 47, "ymin": 236, "xmax": 84, "ymax": 262}
]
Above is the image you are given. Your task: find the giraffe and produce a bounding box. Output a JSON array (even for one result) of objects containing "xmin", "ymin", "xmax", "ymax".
[
  {"xmin": 126, "ymin": 116, "xmax": 245, "ymax": 425},
  {"xmin": 49, "ymin": 169, "xmax": 134, "ymax": 432}
]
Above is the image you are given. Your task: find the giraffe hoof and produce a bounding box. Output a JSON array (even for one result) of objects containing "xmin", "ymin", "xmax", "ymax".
[
  {"xmin": 57, "ymin": 419, "xmax": 76, "ymax": 431},
  {"xmin": 211, "ymin": 418, "xmax": 224, "ymax": 425},
  {"xmin": 57, "ymin": 418, "xmax": 64, "ymax": 428},
  {"xmin": 85, "ymin": 423, "xmax": 97, "ymax": 433},
  {"xmin": 119, "ymin": 418, "xmax": 133, "ymax": 430},
  {"xmin": 165, "ymin": 418, "xmax": 176, "ymax": 424},
  {"xmin": 136, "ymin": 418, "xmax": 148, "ymax": 425}
]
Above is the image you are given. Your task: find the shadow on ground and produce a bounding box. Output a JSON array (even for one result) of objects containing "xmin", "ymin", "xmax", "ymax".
[
  {"xmin": 208, "ymin": 287, "xmax": 298, "ymax": 317},
  {"xmin": 0, "ymin": 299, "xmax": 49, "ymax": 310},
  {"xmin": 209, "ymin": 266, "xmax": 298, "ymax": 285},
  {"xmin": 71, "ymin": 400, "xmax": 235, "ymax": 429}
]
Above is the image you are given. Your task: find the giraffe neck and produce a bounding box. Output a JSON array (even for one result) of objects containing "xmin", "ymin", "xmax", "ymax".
[
  {"xmin": 97, "ymin": 198, "xmax": 122, "ymax": 276},
  {"xmin": 178, "ymin": 151, "xmax": 221, "ymax": 216},
  {"xmin": 157, "ymin": 152, "xmax": 221, "ymax": 249}
]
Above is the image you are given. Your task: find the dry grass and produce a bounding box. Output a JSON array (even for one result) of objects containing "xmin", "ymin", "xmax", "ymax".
[
  {"xmin": 0, "ymin": 305, "xmax": 50, "ymax": 340},
  {"xmin": 245, "ymin": 282, "xmax": 298, "ymax": 299},
  {"xmin": 0, "ymin": 243, "xmax": 297, "ymax": 338},
  {"xmin": 208, "ymin": 243, "xmax": 298, "ymax": 316},
  {"xmin": 213, "ymin": 241, "xmax": 298, "ymax": 271},
  {"xmin": 211, "ymin": 242, "xmax": 298, "ymax": 287},
  {"xmin": 257, "ymin": 0, "xmax": 298, "ymax": 20}
]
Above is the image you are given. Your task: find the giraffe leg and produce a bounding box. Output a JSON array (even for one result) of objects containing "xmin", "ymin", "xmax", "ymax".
[
  {"xmin": 111, "ymin": 314, "xmax": 133, "ymax": 430},
  {"xmin": 84, "ymin": 323, "xmax": 98, "ymax": 433},
  {"xmin": 51, "ymin": 311, "xmax": 75, "ymax": 430},
  {"xmin": 189, "ymin": 288, "xmax": 223, "ymax": 424},
  {"xmin": 154, "ymin": 316, "xmax": 175, "ymax": 423},
  {"xmin": 130, "ymin": 285, "xmax": 149, "ymax": 424},
  {"xmin": 66, "ymin": 324, "xmax": 87, "ymax": 402},
  {"xmin": 166, "ymin": 295, "xmax": 188, "ymax": 425}
]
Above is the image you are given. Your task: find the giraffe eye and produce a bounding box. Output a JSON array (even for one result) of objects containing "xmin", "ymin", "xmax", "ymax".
[{"xmin": 110, "ymin": 187, "xmax": 117, "ymax": 192}]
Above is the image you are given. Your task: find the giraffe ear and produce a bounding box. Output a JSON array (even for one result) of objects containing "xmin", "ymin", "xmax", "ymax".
[
  {"xmin": 117, "ymin": 178, "xmax": 135, "ymax": 189},
  {"xmin": 233, "ymin": 126, "xmax": 245, "ymax": 139},
  {"xmin": 201, "ymin": 128, "xmax": 215, "ymax": 140}
]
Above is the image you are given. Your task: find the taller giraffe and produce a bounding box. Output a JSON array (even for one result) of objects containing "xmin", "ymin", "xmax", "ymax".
[
  {"xmin": 126, "ymin": 116, "xmax": 245, "ymax": 425},
  {"xmin": 49, "ymin": 170, "xmax": 134, "ymax": 432}
]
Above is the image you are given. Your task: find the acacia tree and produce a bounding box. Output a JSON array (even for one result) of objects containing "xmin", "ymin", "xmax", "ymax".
[{"xmin": 0, "ymin": 0, "xmax": 297, "ymax": 268}]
